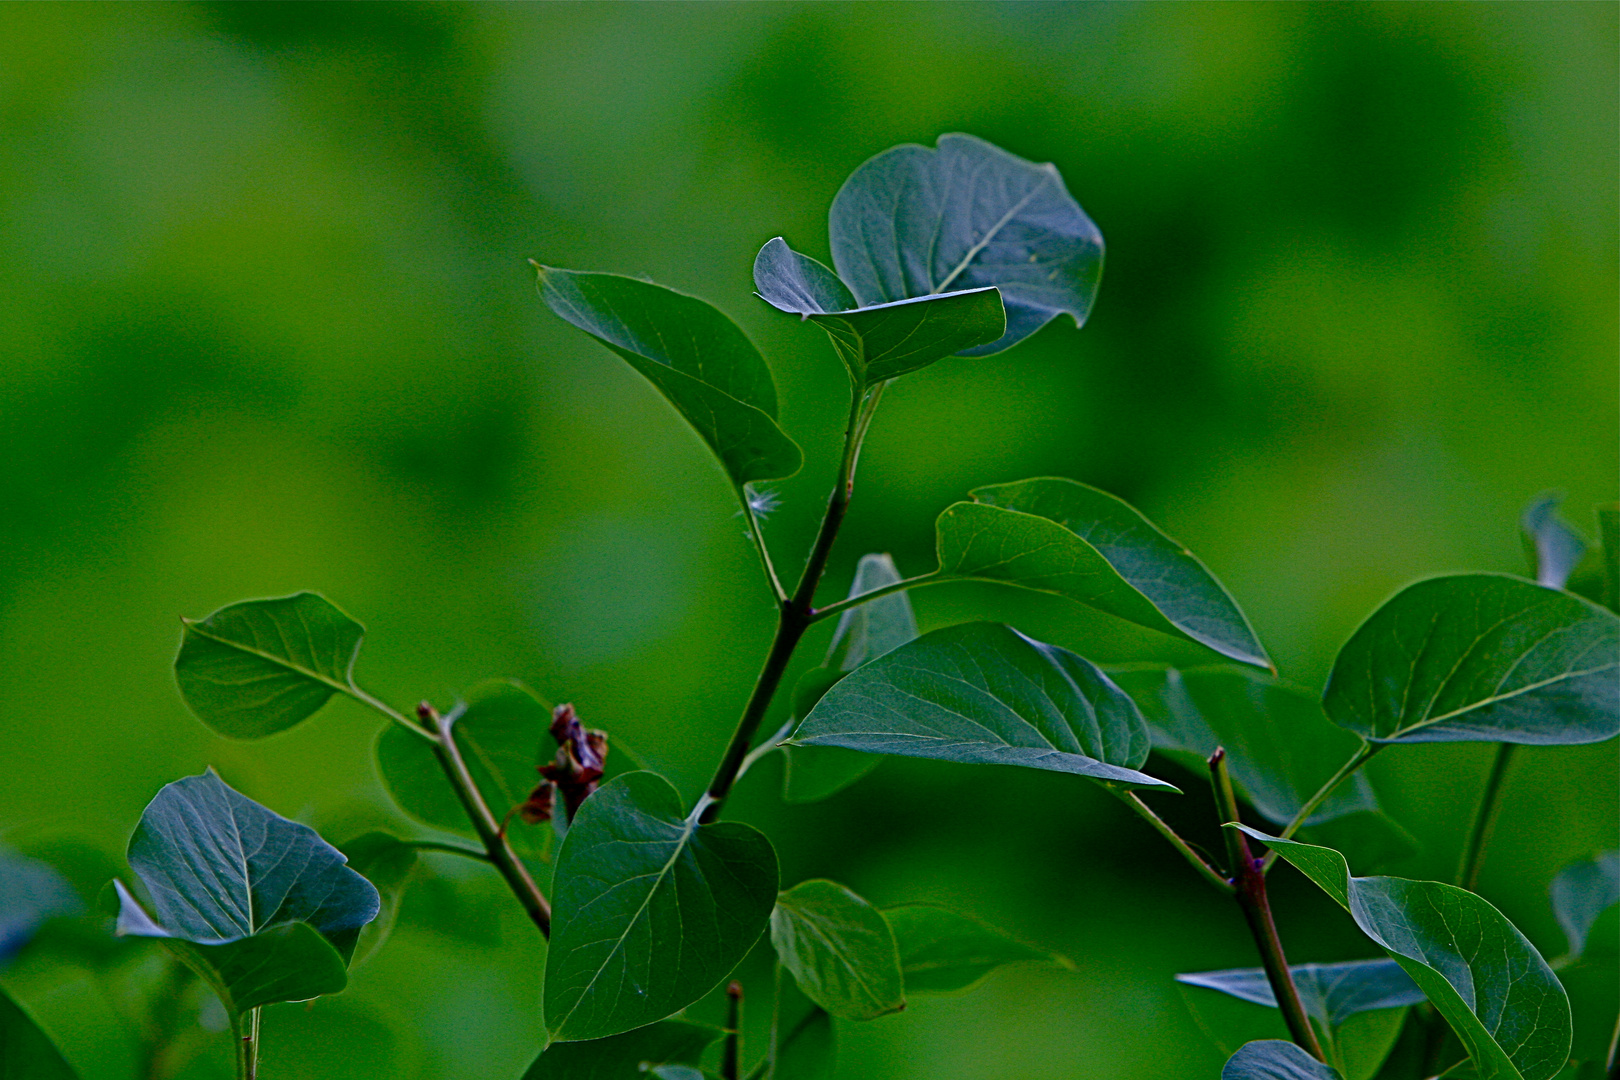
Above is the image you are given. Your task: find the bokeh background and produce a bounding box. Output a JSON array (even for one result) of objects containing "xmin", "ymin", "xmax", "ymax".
[{"xmin": 2, "ymin": 3, "xmax": 1616, "ymax": 1078}]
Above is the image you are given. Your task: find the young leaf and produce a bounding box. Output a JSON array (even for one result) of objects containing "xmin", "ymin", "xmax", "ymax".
[
  {"xmin": 936, "ymin": 478, "xmax": 1270, "ymax": 669},
  {"xmin": 115, "ymin": 884, "xmax": 349, "ymax": 1017},
  {"xmin": 828, "ymin": 133, "xmax": 1105, "ymax": 356},
  {"xmin": 791, "ymin": 622, "xmax": 1176, "ymax": 791},
  {"xmin": 174, "ymin": 592, "xmax": 366, "ymax": 739},
  {"xmin": 1550, "ymin": 851, "xmax": 1619, "ymax": 961},
  {"xmin": 126, "ymin": 770, "xmax": 380, "ymax": 963},
  {"xmin": 1222, "ymin": 1040, "xmax": 1344, "ymax": 1080},
  {"xmin": 1177, "ymin": 960, "xmax": 1424, "ymax": 1030},
  {"xmin": 337, "ymin": 832, "xmax": 419, "ymax": 966},
  {"xmin": 0, "ymin": 986, "xmax": 79, "ymax": 1080},
  {"xmin": 754, "ymin": 238, "xmax": 1005, "ymax": 386},
  {"xmin": 770, "ymin": 879, "xmax": 905, "ymax": 1021},
  {"xmin": 882, "ymin": 903, "xmax": 1069, "ymax": 994},
  {"xmin": 1522, "ymin": 493, "xmax": 1588, "ymax": 590},
  {"xmin": 0, "ymin": 850, "xmax": 81, "ymax": 962},
  {"xmin": 1322, "ymin": 574, "xmax": 1620, "ymax": 745},
  {"xmin": 1236, "ymin": 826, "xmax": 1571, "ymax": 1080},
  {"xmin": 784, "ymin": 553, "xmax": 920, "ymax": 804},
  {"xmin": 520, "ymin": 1019, "xmax": 721, "ymax": 1080},
  {"xmin": 376, "ymin": 680, "xmax": 550, "ymax": 834},
  {"xmin": 535, "ymin": 267, "xmax": 801, "ymax": 487},
  {"xmin": 1108, "ymin": 666, "xmax": 1390, "ymax": 829},
  {"xmin": 543, "ymin": 772, "xmax": 778, "ymax": 1042}
]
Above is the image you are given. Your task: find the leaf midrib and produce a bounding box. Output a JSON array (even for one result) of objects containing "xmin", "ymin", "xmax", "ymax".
[{"xmin": 184, "ymin": 620, "xmax": 353, "ymax": 699}]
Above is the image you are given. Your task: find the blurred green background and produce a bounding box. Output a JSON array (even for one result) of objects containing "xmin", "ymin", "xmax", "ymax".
[{"xmin": 2, "ymin": 3, "xmax": 1615, "ymax": 1077}]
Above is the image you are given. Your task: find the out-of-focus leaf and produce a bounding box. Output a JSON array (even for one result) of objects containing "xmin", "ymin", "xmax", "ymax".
[
  {"xmin": 520, "ymin": 1019, "xmax": 720, "ymax": 1080},
  {"xmin": 1222, "ymin": 1040, "xmax": 1344, "ymax": 1080},
  {"xmin": 1522, "ymin": 493, "xmax": 1588, "ymax": 590},
  {"xmin": 543, "ymin": 772, "xmax": 777, "ymax": 1042},
  {"xmin": 1236, "ymin": 826, "xmax": 1571, "ymax": 1080},
  {"xmin": 883, "ymin": 903, "xmax": 1068, "ymax": 993},
  {"xmin": 338, "ymin": 832, "xmax": 418, "ymax": 966},
  {"xmin": 535, "ymin": 267, "xmax": 801, "ymax": 487},
  {"xmin": 754, "ymin": 238, "xmax": 1005, "ymax": 386},
  {"xmin": 0, "ymin": 986, "xmax": 79, "ymax": 1079},
  {"xmin": 174, "ymin": 592, "xmax": 365, "ymax": 739},
  {"xmin": 793, "ymin": 622, "xmax": 1175, "ymax": 791},
  {"xmin": 773, "ymin": 974, "xmax": 835, "ymax": 1080},
  {"xmin": 376, "ymin": 680, "xmax": 549, "ymax": 836},
  {"xmin": 936, "ymin": 478, "xmax": 1270, "ymax": 669},
  {"xmin": 0, "ymin": 850, "xmax": 80, "ymax": 962},
  {"xmin": 1323, "ymin": 574, "xmax": 1619, "ymax": 745},
  {"xmin": 828, "ymin": 133, "xmax": 1104, "ymax": 356},
  {"xmin": 1550, "ymin": 852, "xmax": 1619, "ymax": 960},
  {"xmin": 1176, "ymin": 960, "xmax": 1424, "ymax": 1029},
  {"xmin": 770, "ymin": 879, "xmax": 904, "ymax": 1021},
  {"xmin": 125, "ymin": 770, "xmax": 379, "ymax": 963},
  {"xmin": 1599, "ymin": 505, "xmax": 1619, "ymax": 612},
  {"xmin": 785, "ymin": 553, "xmax": 919, "ymax": 803}
]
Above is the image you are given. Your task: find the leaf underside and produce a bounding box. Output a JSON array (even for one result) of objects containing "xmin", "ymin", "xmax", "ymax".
[
  {"xmin": 1222, "ymin": 1040, "xmax": 1344, "ymax": 1080},
  {"xmin": 1177, "ymin": 958, "xmax": 1424, "ymax": 1029},
  {"xmin": 520, "ymin": 1020, "xmax": 721, "ymax": 1080}
]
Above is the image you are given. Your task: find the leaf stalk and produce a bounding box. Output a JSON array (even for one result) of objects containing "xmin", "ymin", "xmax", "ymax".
[
  {"xmin": 1456, "ymin": 742, "xmax": 1516, "ymax": 891},
  {"xmin": 1264, "ymin": 740, "xmax": 1382, "ymax": 872},
  {"xmin": 1117, "ymin": 790, "xmax": 1233, "ymax": 895}
]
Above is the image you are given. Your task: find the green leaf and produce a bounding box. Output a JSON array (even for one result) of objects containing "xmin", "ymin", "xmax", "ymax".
[
  {"xmin": 1522, "ymin": 493, "xmax": 1588, "ymax": 590},
  {"xmin": 535, "ymin": 267, "xmax": 801, "ymax": 487},
  {"xmin": 770, "ymin": 880, "xmax": 905, "ymax": 1021},
  {"xmin": 543, "ymin": 772, "xmax": 778, "ymax": 1042},
  {"xmin": 174, "ymin": 592, "xmax": 366, "ymax": 739},
  {"xmin": 784, "ymin": 553, "xmax": 920, "ymax": 804},
  {"xmin": 754, "ymin": 238, "xmax": 1004, "ymax": 386},
  {"xmin": 125, "ymin": 770, "xmax": 379, "ymax": 963},
  {"xmin": 1322, "ymin": 574, "xmax": 1620, "ymax": 745},
  {"xmin": 1235, "ymin": 826, "xmax": 1571, "ymax": 1080},
  {"xmin": 936, "ymin": 478, "xmax": 1270, "ymax": 669},
  {"xmin": 1177, "ymin": 960, "xmax": 1424, "ymax": 1029},
  {"xmin": 116, "ymin": 883, "xmax": 349, "ymax": 1016},
  {"xmin": 792, "ymin": 622, "xmax": 1176, "ymax": 791},
  {"xmin": 376, "ymin": 680, "xmax": 549, "ymax": 834},
  {"xmin": 0, "ymin": 986, "xmax": 79, "ymax": 1079},
  {"xmin": 883, "ymin": 903, "xmax": 1068, "ymax": 994},
  {"xmin": 828, "ymin": 133, "xmax": 1104, "ymax": 356},
  {"xmin": 1550, "ymin": 852, "xmax": 1618, "ymax": 960},
  {"xmin": 773, "ymin": 970, "xmax": 836, "ymax": 1080},
  {"xmin": 1599, "ymin": 505, "xmax": 1619, "ymax": 613},
  {"xmin": 1222, "ymin": 1041, "xmax": 1344, "ymax": 1080},
  {"xmin": 0, "ymin": 850, "xmax": 80, "ymax": 962},
  {"xmin": 520, "ymin": 1020, "xmax": 720, "ymax": 1080},
  {"xmin": 337, "ymin": 832, "xmax": 418, "ymax": 966}
]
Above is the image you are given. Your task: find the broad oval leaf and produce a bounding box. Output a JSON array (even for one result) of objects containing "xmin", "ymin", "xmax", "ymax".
[
  {"xmin": 936, "ymin": 478, "xmax": 1270, "ymax": 669},
  {"xmin": 828, "ymin": 133, "xmax": 1104, "ymax": 356},
  {"xmin": 1177, "ymin": 960, "xmax": 1424, "ymax": 1030},
  {"xmin": 174, "ymin": 592, "xmax": 364, "ymax": 739},
  {"xmin": 1322, "ymin": 574, "xmax": 1620, "ymax": 745},
  {"xmin": 543, "ymin": 771, "xmax": 778, "ymax": 1042},
  {"xmin": 1550, "ymin": 851, "xmax": 1618, "ymax": 961},
  {"xmin": 883, "ymin": 903, "xmax": 1068, "ymax": 994},
  {"xmin": 0, "ymin": 986, "xmax": 79, "ymax": 1080},
  {"xmin": 771, "ymin": 879, "xmax": 904, "ymax": 1021},
  {"xmin": 338, "ymin": 832, "xmax": 419, "ymax": 966},
  {"xmin": 792, "ymin": 622, "xmax": 1176, "ymax": 791},
  {"xmin": 377, "ymin": 680, "xmax": 549, "ymax": 838},
  {"xmin": 1522, "ymin": 494, "xmax": 1588, "ymax": 590},
  {"xmin": 536, "ymin": 267, "xmax": 801, "ymax": 487},
  {"xmin": 1223, "ymin": 1040, "xmax": 1344, "ymax": 1080},
  {"xmin": 126, "ymin": 770, "xmax": 379, "ymax": 963},
  {"xmin": 785, "ymin": 553, "xmax": 920, "ymax": 804},
  {"xmin": 1236, "ymin": 826, "xmax": 1571, "ymax": 1080},
  {"xmin": 754, "ymin": 238, "xmax": 1004, "ymax": 386},
  {"xmin": 520, "ymin": 1019, "xmax": 721, "ymax": 1080}
]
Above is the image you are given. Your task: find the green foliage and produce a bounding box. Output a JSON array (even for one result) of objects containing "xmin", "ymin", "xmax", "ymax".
[
  {"xmin": 770, "ymin": 879, "xmax": 905, "ymax": 1021},
  {"xmin": 174, "ymin": 592, "xmax": 366, "ymax": 739},
  {"xmin": 0, "ymin": 986, "xmax": 79, "ymax": 1080},
  {"xmin": 1322, "ymin": 574, "xmax": 1620, "ymax": 745},
  {"xmin": 337, "ymin": 831, "xmax": 419, "ymax": 966},
  {"xmin": 794, "ymin": 621, "xmax": 1173, "ymax": 790},
  {"xmin": 543, "ymin": 772, "xmax": 778, "ymax": 1042},
  {"xmin": 520, "ymin": 1020, "xmax": 720, "ymax": 1080},
  {"xmin": 1222, "ymin": 1041, "xmax": 1344, "ymax": 1080},
  {"xmin": 0, "ymin": 850, "xmax": 80, "ymax": 962},
  {"xmin": 1239, "ymin": 827, "xmax": 1572, "ymax": 1080},
  {"xmin": 884, "ymin": 903, "xmax": 1069, "ymax": 994},
  {"xmin": 935, "ymin": 478, "xmax": 1270, "ymax": 668},
  {"xmin": 1177, "ymin": 960, "xmax": 1423, "ymax": 1031},
  {"xmin": 1549, "ymin": 852, "xmax": 1619, "ymax": 961},
  {"xmin": 1521, "ymin": 494, "xmax": 1588, "ymax": 590}
]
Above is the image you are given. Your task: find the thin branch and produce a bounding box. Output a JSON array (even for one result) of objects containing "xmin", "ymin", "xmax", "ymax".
[{"xmin": 1456, "ymin": 743, "xmax": 1516, "ymax": 891}]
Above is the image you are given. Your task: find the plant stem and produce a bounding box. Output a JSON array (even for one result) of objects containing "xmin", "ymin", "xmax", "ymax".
[
  {"xmin": 807, "ymin": 572, "xmax": 944, "ymax": 623},
  {"xmin": 1263, "ymin": 740, "xmax": 1383, "ymax": 872},
  {"xmin": 723, "ymin": 980, "xmax": 743, "ymax": 1080},
  {"xmin": 1117, "ymin": 790, "xmax": 1233, "ymax": 894},
  {"xmin": 348, "ymin": 683, "xmax": 439, "ymax": 742},
  {"xmin": 1456, "ymin": 742, "xmax": 1516, "ymax": 891},
  {"xmin": 1211, "ymin": 749, "xmax": 1326, "ymax": 1062},
  {"xmin": 738, "ymin": 486, "xmax": 788, "ymax": 604},
  {"xmin": 702, "ymin": 385, "xmax": 876, "ymax": 822},
  {"xmin": 405, "ymin": 839, "xmax": 493, "ymax": 863},
  {"xmin": 426, "ymin": 703, "xmax": 552, "ymax": 936},
  {"xmin": 234, "ymin": 1007, "xmax": 260, "ymax": 1080}
]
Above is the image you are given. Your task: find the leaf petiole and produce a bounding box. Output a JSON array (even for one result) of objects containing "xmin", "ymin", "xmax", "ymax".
[
  {"xmin": 1263, "ymin": 741, "xmax": 1382, "ymax": 873},
  {"xmin": 1116, "ymin": 789, "xmax": 1233, "ymax": 895},
  {"xmin": 1455, "ymin": 742, "xmax": 1516, "ymax": 891},
  {"xmin": 808, "ymin": 572, "xmax": 943, "ymax": 623}
]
